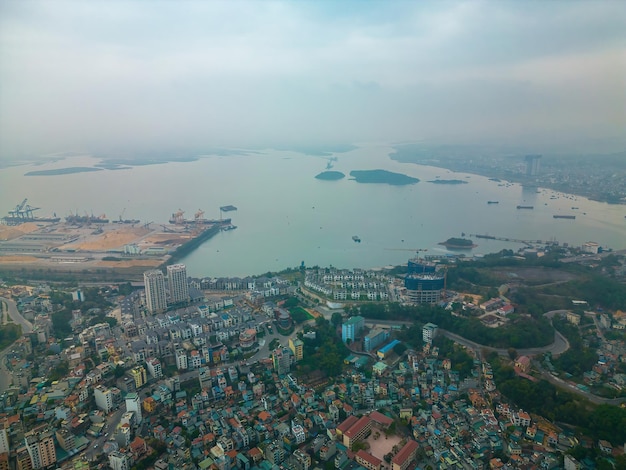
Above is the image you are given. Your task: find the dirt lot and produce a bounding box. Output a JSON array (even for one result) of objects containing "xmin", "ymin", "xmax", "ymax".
[
  {"xmin": 65, "ymin": 226, "xmax": 151, "ymax": 251},
  {"xmin": 0, "ymin": 223, "xmax": 40, "ymax": 241}
]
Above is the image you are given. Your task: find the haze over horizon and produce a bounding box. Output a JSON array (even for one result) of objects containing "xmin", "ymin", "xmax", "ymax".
[{"xmin": 1, "ymin": 1, "xmax": 625, "ymax": 162}]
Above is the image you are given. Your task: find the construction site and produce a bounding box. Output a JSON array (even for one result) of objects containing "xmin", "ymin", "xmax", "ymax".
[{"xmin": 0, "ymin": 202, "xmax": 233, "ymax": 280}]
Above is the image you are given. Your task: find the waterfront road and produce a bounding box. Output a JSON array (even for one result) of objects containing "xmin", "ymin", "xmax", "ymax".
[{"xmin": 0, "ymin": 297, "xmax": 34, "ymax": 392}]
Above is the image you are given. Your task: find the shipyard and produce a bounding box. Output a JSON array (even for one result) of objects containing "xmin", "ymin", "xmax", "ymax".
[{"xmin": 0, "ymin": 200, "xmax": 234, "ymax": 279}]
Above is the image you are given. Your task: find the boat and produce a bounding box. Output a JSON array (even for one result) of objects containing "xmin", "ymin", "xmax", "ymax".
[
  {"xmin": 66, "ymin": 214, "xmax": 109, "ymax": 224},
  {"xmin": 516, "ymin": 205, "xmax": 534, "ymax": 209},
  {"xmin": 222, "ymin": 224, "xmax": 237, "ymax": 231},
  {"xmin": 352, "ymin": 235, "xmax": 361, "ymax": 243},
  {"xmin": 487, "ymin": 201, "xmax": 499, "ymax": 204},
  {"xmin": 553, "ymin": 215, "xmax": 576, "ymax": 219},
  {"xmin": 220, "ymin": 205, "xmax": 238, "ymax": 212}
]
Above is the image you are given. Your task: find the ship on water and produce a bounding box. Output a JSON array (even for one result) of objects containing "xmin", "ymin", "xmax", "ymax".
[
  {"xmin": 553, "ymin": 215, "xmax": 576, "ymax": 219},
  {"xmin": 170, "ymin": 209, "xmax": 231, "ymax": 225},
  {"xmin": 516, "ymin": 205, "xmax": 534, "ymax": 209}
]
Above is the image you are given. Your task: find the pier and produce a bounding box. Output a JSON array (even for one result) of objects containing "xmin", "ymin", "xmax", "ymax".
[{"xmin": 470, "ymin": 234, "xmax": 559, "ymax": 247}]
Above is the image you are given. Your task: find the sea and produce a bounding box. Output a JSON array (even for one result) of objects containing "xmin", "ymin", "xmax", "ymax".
[{"xmin": 1, "ymin": 144, "xmax": 625, "ymax": 278}]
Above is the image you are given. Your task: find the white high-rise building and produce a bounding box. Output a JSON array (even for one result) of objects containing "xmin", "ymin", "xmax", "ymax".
[
  {"xmin": 167, "ymin": 264, "xmax": 189, "ymax": 304},
  {"xmin": 94, "ymin": 385, "xmax": 115, "ymax": 414},
  {"xmin": 144, "ymin": 270, "xmax": 167, "ymax": 313},
  {"xmin": 125, "ymin": 392, "xmax": 142, "ymax": 425},
  {"xmin": 0, "ymin": 422, "xmax": 9, "ymax": 454}
]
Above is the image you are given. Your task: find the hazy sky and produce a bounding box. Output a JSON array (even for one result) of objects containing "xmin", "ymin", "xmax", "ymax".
[{"xmin": 1, "ymin": 1, "xmax": 625, "ymax": 160}]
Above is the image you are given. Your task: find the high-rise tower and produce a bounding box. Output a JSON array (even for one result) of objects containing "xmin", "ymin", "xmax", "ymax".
[
  {"xmin": 524, "ymin": 155, "xmax": 541, "ymax": 176},
  {"xmin": 144, "ymin": 269, "xmax": 167, "ymax": 313},
  {"xmin": 167, "ymin": 263, "xmax": 189, "ymax": 304}
]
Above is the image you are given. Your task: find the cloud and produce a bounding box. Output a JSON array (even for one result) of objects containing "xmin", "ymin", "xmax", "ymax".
[{"xmin": 0, "ymin": 1, "xmax": 625, "ymax": 159}]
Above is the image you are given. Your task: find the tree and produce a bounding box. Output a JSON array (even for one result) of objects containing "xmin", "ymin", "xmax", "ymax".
[
  {"xmin": 331, "ymin": 311, "xmax": 343, "ymax": 328},
  {"xmin": 508, "ymin": 348, "xmax": 518, "ymax": 361}
]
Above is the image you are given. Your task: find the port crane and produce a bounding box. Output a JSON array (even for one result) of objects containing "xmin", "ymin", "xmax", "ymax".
[
  {"xmin": 171, "ymin": 209, "xmax": 185, "ymax": 224},
  {"xmin": 194, "ymin": 209, "xmax": 205, "ymax": 222},
  {"xmin": 8, "ymin": 198, "xmax": 40, "ymax": 220}
]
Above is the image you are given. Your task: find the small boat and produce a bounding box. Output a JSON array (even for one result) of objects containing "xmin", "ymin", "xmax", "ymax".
[
  {"xmin": 516, "ymin": 205, "xmax": 534, "ymax": 209},
  {"xmin": 352, "ymin": 235, "xmax": 361, "ymax": 243},
  {"xmin": 487, "ymin": 201, "xmax": 499, "ymax": 204}
]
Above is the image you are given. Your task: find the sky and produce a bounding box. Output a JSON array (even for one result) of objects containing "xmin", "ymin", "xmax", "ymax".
[{"xmin": 0, "ymin": 1, "xmax": 625, "ymax": 161}]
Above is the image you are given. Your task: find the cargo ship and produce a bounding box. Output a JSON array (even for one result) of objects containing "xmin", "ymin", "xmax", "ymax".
[
  {"xmin": 516, "ymin": 205, "xmax": 534, "ymax": 209},
  {"xmin": 220, "ymin": 205, "xmax": 238, "ymax": 212},
  {"xmin": 66, "ymin": 214, "xmax": 109, "ymax": 224},
  {"xmin": 553, "ymin": 215, "xmax": 576, "ymax": 219},
  {"xmin": 487, "ymin": 201, "xmax": 499, "ymax": 204}
]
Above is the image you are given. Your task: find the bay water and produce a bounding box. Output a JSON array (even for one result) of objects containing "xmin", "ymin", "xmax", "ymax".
[{"xmin": 1, "ymin": 144, "xmax": 624, "ymax": 277}]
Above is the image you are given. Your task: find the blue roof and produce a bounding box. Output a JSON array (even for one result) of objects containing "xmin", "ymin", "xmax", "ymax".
[{"xmin": 378, "ymin": 339, "xmax": 401, "ymax": 354}]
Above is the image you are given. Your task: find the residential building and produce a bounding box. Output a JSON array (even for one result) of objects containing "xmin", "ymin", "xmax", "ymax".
[
  {"xmin": 342, "ymin": 316, "xmax": 365, "ymax": 343},
  {"xmin": 271, "ymin": 347, "xmax": 292, "ymax": 375},
  {"xmin": 422, "ymin": 323, "xmax": 438, "ymax": 345},
  {"xmin": 0, "ymin": 423, "xmax": 9, "ymax": 454},
  {"xmin": 144, "ymin": 270, "xmax": 167, "ymax": 314},
  {"xmin": 289, "ymin": 338, "xmax": 304, "ymax": 361},
  {"xmin": 94, "ymin": 385, "xmax": 115, "ymax": 414},
  {"xmin": 146, "ymin": 357, "xmax": 163, "ymax": 379},
  {"xmin": 125, "ymin": 392, "xmax": 143, "ymax": 425},
  {"xmin": 364, "ymin": 328, "xmax": 390, "ymax": 352},
  {"xmin": 167, "ymin": 264, "xmax": 189, "ymax": 304},
  {"xmin": 109, "ymin": 451, "xmax": 129, "ymax": 470},
  {"xmin": 129, "ymin": 365, "xmax": 147, "ymax": 389},
  {"xmin": 24, "ymin": 430, "xmax": 57, "ymax": 470}
]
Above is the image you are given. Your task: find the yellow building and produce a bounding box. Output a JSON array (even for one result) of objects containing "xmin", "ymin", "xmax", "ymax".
[
  {"xmin": 288, "ymin": 338, "xmax": 304, "ymax": 361},
  {"xmin": 129, "ymin": 366, "xmax": 147, "ymax": 389}
]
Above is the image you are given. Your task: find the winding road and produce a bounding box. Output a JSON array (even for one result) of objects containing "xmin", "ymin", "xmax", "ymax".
[{"xmin": 0, "ymin": 296, "xmax": 33, "ymax": 392}]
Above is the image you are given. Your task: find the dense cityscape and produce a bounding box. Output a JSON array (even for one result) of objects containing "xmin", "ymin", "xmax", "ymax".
[{"xmin": 1, "ymin": 237, "xmax": 626, "ymax": 470}]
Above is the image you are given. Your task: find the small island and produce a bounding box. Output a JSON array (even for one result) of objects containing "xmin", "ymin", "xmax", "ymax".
[
  {"xmin": 427, "ymin": 179, "xmax": 468, "ymax": 185},
  {"xmin": 25, "ymin": 167, "xmax": 103, "ymax": 176},
  {"xmin": 349, "ymin": 169, "xmax": 419, "ymax": 185},
  {"xmin": 439, "ymin": 237, "xmax": 477, "ymax": 249},
  {"xmin": 315, "ymin": 171, "xmax": 345, "ymax": 181}
]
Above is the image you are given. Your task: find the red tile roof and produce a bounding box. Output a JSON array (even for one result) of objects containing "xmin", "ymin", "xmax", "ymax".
[
  {"xmin": 344, "ymin": 416, "xmax": 371, "ymax": 439},
  {"xmin": 356, "ymin": 450, "xmax": 382, "ymax": 467},
  {"xmin": 337, "ymin": 415, "xmax": 359, "ymax": 434},
  {"xmin": 392, "ymin": 439, "xmax": 419, "ymax": 466}
]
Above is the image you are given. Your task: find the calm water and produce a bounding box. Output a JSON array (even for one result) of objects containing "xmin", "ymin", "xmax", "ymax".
[{"xmin": 1, "ymin": 144, "xmax": 625, "ymax": 277}]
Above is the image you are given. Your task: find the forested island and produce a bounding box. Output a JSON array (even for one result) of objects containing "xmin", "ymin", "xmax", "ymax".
[
  {"xmin": 349, "ymin": 169, "xmax": 419, "ymax": 185},
  {"xmin": 439, "ymin": 237, "xmax": 476, "ymax": 248},
  {"xmin": 315, "ymin": 171, "xmax": 345, "ymax": 181},
  {"xmin": 25, "ymin": 167, "xmax": 103, "ymax": 176}
]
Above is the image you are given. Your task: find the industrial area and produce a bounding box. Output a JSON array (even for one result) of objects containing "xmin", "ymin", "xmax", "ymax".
[{"xmin": 0, "ymin": 200, "xmax": 236, "ymax": 276}]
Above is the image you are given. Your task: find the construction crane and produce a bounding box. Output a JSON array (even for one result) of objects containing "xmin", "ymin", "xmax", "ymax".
[
  {"xmin": 161, "ymin": 224, "xmax": 174, "ymax": 233},
  {"xmin": 119, "ymin": 208, "xmax": 126, "ymax": 222},
  {"xmin": 144, "ymin": 221, "xmax": 153, "ymax": 229}
]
